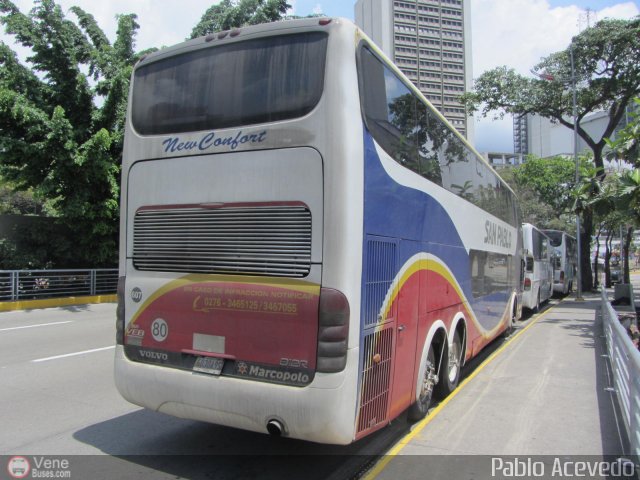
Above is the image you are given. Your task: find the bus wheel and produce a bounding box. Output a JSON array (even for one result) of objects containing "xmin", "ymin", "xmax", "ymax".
[
  {"xmin": 437, "ymin": 331, "xmax": 462, "ymax": 397},
  {"xmin": 408, "ymin": 344, "xmax": 437, "ymax": 421},
  {"xmin": 502, "ymin": 306, "xmax": 517, "ymax": 338},
  {"xmin": 534, "ymin": 291, "xmax": 541, "ymax": 313}
]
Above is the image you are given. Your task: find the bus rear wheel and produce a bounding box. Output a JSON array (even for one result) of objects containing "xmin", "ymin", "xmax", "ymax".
[
  {"xmin": 437, "ymin": 331, "xmax": 462, "ymax": 397},
  {"xmin": 408, "ymin": 344, "xmax": 437, "ymax": 421}
]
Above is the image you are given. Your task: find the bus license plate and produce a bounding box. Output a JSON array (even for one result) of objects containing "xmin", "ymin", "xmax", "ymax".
[{"xmin": 193, "ymin": 356, "xmax": 224, "ymax": 375}]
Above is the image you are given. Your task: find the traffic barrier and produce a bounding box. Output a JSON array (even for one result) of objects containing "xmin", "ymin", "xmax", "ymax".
[
  {"xmin": 601, "ymin": 288, "xmax": 640, "ymax": 458},
  {"xmin": 0, "ymin": 268, "xmax": 117, "ymax": 301}
]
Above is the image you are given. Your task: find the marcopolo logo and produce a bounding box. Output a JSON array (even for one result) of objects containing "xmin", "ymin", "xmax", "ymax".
[
  {"xmin": 7, "ymin": 456, "xmax": 30, "ymax": 479},
  {"xmin": 235, "ymin": 361, "xmax": 310, "ymax": 385}
]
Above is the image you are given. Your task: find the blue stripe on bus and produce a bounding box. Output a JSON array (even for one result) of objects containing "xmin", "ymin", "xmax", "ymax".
[{"xmin": 359, "ymin": 127, "xmax": 508, "ymax": 335}]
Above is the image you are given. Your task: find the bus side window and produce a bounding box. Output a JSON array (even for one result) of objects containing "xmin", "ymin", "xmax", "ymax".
[
  {"xmin": 416, "ymin": 102, "xmax": 443, "ymax": 186},
  {"xmin": 359, "ymin": 47, "xmax": 418, "ymax": 170},
  {"xmin": 541, "ymin": 238, "xmax": 548, "ymax": 260}
]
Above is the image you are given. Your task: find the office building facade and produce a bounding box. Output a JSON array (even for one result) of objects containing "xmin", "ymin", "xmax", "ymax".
[
  {"xmin": 355, "ymin": 0, "xmax": 473, "ymax": 141},
  {"xmin": 513, "ymin": 114, "xmax": 529, "ymax": 155}
]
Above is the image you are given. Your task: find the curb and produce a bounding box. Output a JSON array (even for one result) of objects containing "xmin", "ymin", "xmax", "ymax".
[{"xmin": 0, "ymin": 295, "xmax": 117, "ymax": 312}]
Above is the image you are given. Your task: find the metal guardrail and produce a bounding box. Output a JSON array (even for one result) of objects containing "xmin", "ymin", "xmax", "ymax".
[
  {"xmin": 601, "ymin": 288, "xmax": 640, "ymax": 458},
  {"xmin": 0, "ymin": 269, "xmax": 118, "ymax": 301}
]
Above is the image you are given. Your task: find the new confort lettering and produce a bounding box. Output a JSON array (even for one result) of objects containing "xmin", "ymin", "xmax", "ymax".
[{"xmin": 162, "ymin": 130, "xmax": 268, "ymax": 153}]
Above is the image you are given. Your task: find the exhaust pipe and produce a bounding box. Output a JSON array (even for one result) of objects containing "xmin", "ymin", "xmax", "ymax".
[{"xmin": 266, "ymin": 419, "xmax": 284, "ymax": 437}]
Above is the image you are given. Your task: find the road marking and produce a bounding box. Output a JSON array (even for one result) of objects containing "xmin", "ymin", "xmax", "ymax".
[
  {"xmin": 32, "ymin": 346, "xmax": 115, "ymax": 363},
  {"xmin": 363, "ymin": 305, "xmax": 557, "ymax": 480},
  {"xmin": 0, "ymin": 321, "xmax": 73, "ymax": 332}
]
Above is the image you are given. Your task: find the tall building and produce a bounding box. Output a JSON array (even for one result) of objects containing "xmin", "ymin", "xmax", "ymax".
[
  {"xmin": 513, "ymin": 114, "xmax": 529, "ymax": 155},
  {"xmin": 354, "ymin": 0, "xmax": 473, "ymax": 142},
  {"xmin": 516, "ymin": 109, "xmax": 633, "ymax": 160}
]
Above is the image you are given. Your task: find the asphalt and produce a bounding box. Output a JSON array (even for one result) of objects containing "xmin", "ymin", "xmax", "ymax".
[{"xmin": 365, "ymin": 276, "xmax": 640, "ymax": 480}]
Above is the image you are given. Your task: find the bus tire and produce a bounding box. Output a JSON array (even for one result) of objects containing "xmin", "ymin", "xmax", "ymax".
[
  {"xmin": 502, "ymin": 303, "xmax": 517, "ymax": 337},
  {"xmin": 408, "ymin": 343, "xmax": 437, "ymax": 421},
  {"xmin": 533, "ymin": 291, "xmax": 541, "ymax": 313},
  {"xmin": 436, "ymin": 330, "xmax": 462, "ymax": 397}
]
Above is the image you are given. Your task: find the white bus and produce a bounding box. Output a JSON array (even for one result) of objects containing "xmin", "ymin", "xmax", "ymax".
[
  {"xmin": 542, "ymin": 230, "xmax": 577, "ymax": 295},
  {"xmin": 114, "ymin": 17, "xmax": 522, "ymax": 445},
  {"xmin": 521, "ymin": 223, "xmax": 553, "ymax": 311}
]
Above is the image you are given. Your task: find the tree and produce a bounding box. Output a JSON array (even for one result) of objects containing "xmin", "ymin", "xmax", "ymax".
[
  {"xmin": 0, "ymin": 0, "xmax": 152, "ymax": 266},
  {"xmin": 607, "ymin": 97, "xmax": 640, "ymax": 166},
  {"xmin": 605, "ymin": 97, "xmax": 640, "ymax": 283},
  {"xmin": 498, "ymin": 155, "xmax": 578, "ymax": 232},
  {"xmin": 461, "ymin": 16, "xmax": 640, "ymax": 291},
  {"xmin": 191, "ymin": 0, "xmax": 291, "ymax": 38}
]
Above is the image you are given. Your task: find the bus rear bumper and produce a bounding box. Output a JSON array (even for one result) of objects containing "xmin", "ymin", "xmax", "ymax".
[{"xmin": 114, "ymin": 345, "xmax": 359, "ymax": 445}]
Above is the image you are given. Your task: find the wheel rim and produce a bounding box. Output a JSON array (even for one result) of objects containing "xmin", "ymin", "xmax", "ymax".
[
  {"xmin": 419, "ymin": 348, "xmax": 437, "ymax": 404},
  {"xmin": 448, "ymin": 335, "xmax": 461, "ymax": 383}
]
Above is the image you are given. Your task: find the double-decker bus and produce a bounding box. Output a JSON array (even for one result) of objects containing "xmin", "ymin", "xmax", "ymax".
[
  {"xmin": 114, "ymin": 17, "xmax": 521, "ymax": 445},
  {"xmin": 542, "ymin": 230, "xmax": 577, "ymax": 295},
  {"xmin": 521, "ymin": 224, "xmax": 553, "ymax": 311}
]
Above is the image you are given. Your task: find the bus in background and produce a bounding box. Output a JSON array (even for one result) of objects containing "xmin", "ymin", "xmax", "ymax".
[
  {"xmin": 114, "ymin": 17, "xmax": 522, "ymax": 445},
  {"xmin": 521, "ymin": 224, "xmax": 553, "ymax": 311},
  {"xmin": 542, "ymin": 229, "xmax": 577, "ymax": 295}
]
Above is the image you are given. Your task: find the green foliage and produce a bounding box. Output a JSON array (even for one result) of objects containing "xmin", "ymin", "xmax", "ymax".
[
  {"xmin": 512, "ymin": 155, "xmax": 578, "ymax": 213},
  {"xmin": 461, "ymin": 16, "xmax": 640, "ymax": 170},
  {"xmin": 0, "ymin": 217, "xmax": 75, "ymax": 269},
  {"xmin": 499, "ymin": 156, "xmax": 578, "ymax": 232},
  {"xmin": 607, "ymin": 97, "xmax": 640, "ymax": 166},
  {"xmin": 0, "ymin": 0, "xmax": 151, "ymax": 266},
  {"xmin": 191, "ymin": 0, "xmax": 291, "ymax": 38},
  {"xmin": 0, "ymin": 177, "xmax": 47, "ymax": 215}
]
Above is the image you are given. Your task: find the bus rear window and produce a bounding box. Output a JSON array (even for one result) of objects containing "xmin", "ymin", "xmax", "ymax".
[{"xmin": 132, "ymin": 32, "xmax": 328, "ymax": 135}]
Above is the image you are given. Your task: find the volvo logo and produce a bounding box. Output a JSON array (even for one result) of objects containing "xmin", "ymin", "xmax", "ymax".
[
  {"xmin": 131, "ymin": 287, "xmax": 143, "ymax": 303},
  {"xmin": 139, "ymin": 350, "xmax": 168, "ymax": 361}
]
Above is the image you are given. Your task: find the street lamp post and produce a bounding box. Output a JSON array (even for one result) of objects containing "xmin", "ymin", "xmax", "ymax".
[
  {"xmin": 532, "ymin": 42, "xmax": 584, "ymax": 300},
  {"xmin": 570, "ymin": 44, "xmax": 584, "ymax": 301}
]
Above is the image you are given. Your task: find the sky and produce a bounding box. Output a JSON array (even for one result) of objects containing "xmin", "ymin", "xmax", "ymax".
[{"xmin": 1, "ymin": 0, "xmax": 638, "ymax": 152}]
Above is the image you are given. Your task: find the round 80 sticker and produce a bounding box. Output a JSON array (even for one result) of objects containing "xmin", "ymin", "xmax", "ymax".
[{"xmin": 151, "ymin": 318, "xmax": 168, "ymax": 342}]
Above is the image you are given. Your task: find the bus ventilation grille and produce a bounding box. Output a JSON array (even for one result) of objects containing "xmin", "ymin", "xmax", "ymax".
[
  {"xmin": 356, "ymin": 326, "xmax": 393, "ymax": 435},
  {"xmin": 133, "ymin": 204, "xmax": 311, "ymax": 278},
  {"xmin": 363, "ymin": 237, "xmax": 397, "ymax": 328}
]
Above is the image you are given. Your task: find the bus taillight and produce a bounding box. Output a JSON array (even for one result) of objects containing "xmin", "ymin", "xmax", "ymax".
[
  {"xmin": 559, "ymin": 271, "xmax": 565, "ymax": 282},
  {"xmin": 524, "ymin": 277, "xmax": 532, "ymax": 291},
  {"xmin": 116, "ymin": 276, "xmax": 125, "ymax": 345},
  {"xmin": 317, "ymin": 288, "xmax": 349, "ymax": 373}
]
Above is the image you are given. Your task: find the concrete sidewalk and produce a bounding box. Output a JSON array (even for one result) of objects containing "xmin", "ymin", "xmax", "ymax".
[{"xmin": 367, "ymin": 284, "xmax": 632, "ymax": 479}]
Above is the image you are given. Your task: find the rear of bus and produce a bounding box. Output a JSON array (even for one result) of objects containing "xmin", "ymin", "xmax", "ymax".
[{"xmin": 114, "ymin": 19, "xmax": 365, "ymax": 445}]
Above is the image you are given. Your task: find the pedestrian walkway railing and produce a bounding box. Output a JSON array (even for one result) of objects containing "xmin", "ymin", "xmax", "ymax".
[
  {"xmin": 0, "ymin": 269, "xmax": 118, "ymax": 301},
  {"xmin": 601, "ymin": 288, "xmax": 640, "ymax": 458}
]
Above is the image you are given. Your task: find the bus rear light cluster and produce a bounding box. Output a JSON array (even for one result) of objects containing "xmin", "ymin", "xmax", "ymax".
[
  {"xmin": 523, "ymin": 277, "xmax": 532, "ymax": 291},
  {"xmin": 317, "ymin": 288, "xmax": 349, "ymax": 373},
  {"xmin": 559, "ymin": 271, "xmax": 565, "ymax": 282},
  {"xmin": 116, "ymin": 276, "xmax": 126, "ymax": 345}
]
